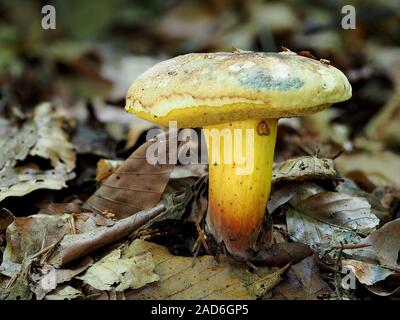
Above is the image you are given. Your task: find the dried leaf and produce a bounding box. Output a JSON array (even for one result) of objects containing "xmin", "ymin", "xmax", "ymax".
[
  {"xmin": 84, "ymin": 134, "xmax": 175, "ymax": 219},
  {"xmin": 272, "ymin": 256, "xmax": 332, "ymax": 300},
  {"xmin": 44, "ymin": 285, "xmax": 83, "ymax": 300},
  {"xmin": 124, "ymin": 240, "xmax": 288, "ymax": 300},
  {"xmin": 33, "ymin": 257, "xmax": 93, "ymax": 300},
  {"xmin": 342, "ymin": 259, "xmax": 395, "ymax": 285},
  {"xmin": 0, "ymin": 103, "xmax": 76, "ymax": 202},
  {"xmin": 1, "ymin": 211, "xmax": 115, "ymax": 269},
  {"xmin": 286, "ymin": 207, "xmax": 361, "ymax": 248},
  {"xmin": 355, "ymin": 219, "xmax": 400, "ymax": 270},
  {"xmin": 290, "ymin": 183, "xmax": 379, "ymax": 234},
  {"xmin": 253, "ymin": 242, "xmax": 314, "ymax": 267},
  {"xmin": 77, "ymin": 249, "xmax": 159, "ymax": 292},
  {"xmin": 48, "ymin": 204, "xmax": 165, "ymax": 267}
]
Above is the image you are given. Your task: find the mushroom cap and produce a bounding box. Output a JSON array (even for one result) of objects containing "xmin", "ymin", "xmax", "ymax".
[{"xmin": 126, "ymin": 51, "xmax": 352, "ymax": 127}]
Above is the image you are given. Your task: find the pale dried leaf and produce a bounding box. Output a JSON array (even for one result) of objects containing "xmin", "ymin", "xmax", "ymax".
[
  {"xmin": 125, "ymin": 240, "xmax": 287, "ymax": 300},
  {"xmin": 290, "ymin": 183, "xmax": 379, "ymax": 234},
  {"xmin": 0, "ymin": 103, "xmax": 76, "ymax": 202},
  {"xmin": 354, "ymin": 219, "xmax": 400, "ymax": 270},
  {"xmin": 272, "ymin": 156, "xmax": 337, "ymax": 184},
  {"xmin": 286, "ymin": 207, "xmax": 361, "ymax": 248},
  {"xmin": 44, "ymin": 285, "xmax": 83, "ymax": 300},
  {"xmin": 342, "ymin": 259, "xmax": 395, "ymax": 285},
  {"xmin": 77, "ymin": 249, "xmax": 159, "ymax": 292}
]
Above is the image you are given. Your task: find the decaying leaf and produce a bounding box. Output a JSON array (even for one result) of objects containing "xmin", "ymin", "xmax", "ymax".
[
  {"xmin": 286, "ymin": 207, "xmax": 361, "ymax": 249},
  {"xmin": 271, "ymin": 255, "xmax": 332, "ymax": 300},
  {"xmin": 124, "ymin": 240, "xmax": 288, "ymax": 300},
  {"xmin": 352, "ymin": 219, "xmax": 400, "ymax": 270},
  {"xmin": 290, "ymin": 183, "xmax": 379, "ymax": 234},
  {"xmin": 84, "ymin": 133, "xmax": 175, "ymax": 219},
  {"xmin": 0, "ymin": 103, "xmax": 76, "ymax": 202},
  {"xmin": 342, "ymin": 259, "xmax": 395, "ymax": 285},
  {"xmin": 272, "ymin": 156, "xmax": 337, "ymax": 184},
  {"xmin": 77, "ymin": 249, "xmax": 159, "ymax": 292}
]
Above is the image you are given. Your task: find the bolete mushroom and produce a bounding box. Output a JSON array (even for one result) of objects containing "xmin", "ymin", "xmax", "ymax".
[{"xmin": 126, "ymin": 51, "xmax": 352, "ymax": 259}]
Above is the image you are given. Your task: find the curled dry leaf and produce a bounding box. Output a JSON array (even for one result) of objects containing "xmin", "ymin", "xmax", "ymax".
[
  {"xmin": 0, "ymin": 211, "xmax": 114, "ymax": 271},
  {"xmin": 125, "ymin": 240, "xmax": 288, "ymax": 300},
  {"xmin": 353, "ymin": 219, "xmax": 400, "ymax": 270},
  {"xmin": 342, "ymin": 259, "xmax": 395, "ymax": 286},
  {"xmin": 48, "ymin": 204, "xmax": 165, "ymax": 267},
  {"xmin": 272, "ymin": 156, "xmax": 337, "ymax": 184},
  {"xmin": 0, "ymin": 103, "xmax": 76, "ymax": 202},
  {"xmin": 290, "ymin": 183, "xmax": 379, "ymax": 234},
  {"xmin": 77, "ymin": 249, "xmax": 159, "ymax": 292},
  {"xmin": 286, "ymin": 207, "xmax": 361, "ymax": 248},
  {"xmin": 84, "ymin": 133, "xmax": 175, "ymax": 219}
]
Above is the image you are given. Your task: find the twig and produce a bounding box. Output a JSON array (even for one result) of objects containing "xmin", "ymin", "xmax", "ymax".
[
  {"xmin": 48, "ymin": 204, "xmax": 165, "ymax": 267},
  {"xmin": 333, "ymin": 243, "xmax": 370, "ymax": 250}
]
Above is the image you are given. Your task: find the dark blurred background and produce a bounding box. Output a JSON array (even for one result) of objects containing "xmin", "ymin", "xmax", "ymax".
[{"xmin": 1, "ymin": 0, "xmax": 400, "ymax": 194}]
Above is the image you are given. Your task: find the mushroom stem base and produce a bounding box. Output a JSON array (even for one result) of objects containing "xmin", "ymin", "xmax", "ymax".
[{"xmin": 204, "ymin": 118, "xmax": 277, "ymax": 259}]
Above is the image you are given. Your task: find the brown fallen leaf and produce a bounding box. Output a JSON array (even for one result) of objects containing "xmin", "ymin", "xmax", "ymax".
[
  {"xmin": 33, "ymin": 256, "xmax": 93, "ymax": 300},
  {"xmin": 84, "ymin": 133, "xmax": 175, "ymax": 219},
  {"xmin": 253, "ymin": 242, "xmax": 314, "ymax": 267},
  {"xmin": 48, "ymin": 204, "xmax": 165, "ymax": 267},
  {"xmin": 271, "ymin": 255, "xmax": 332, "ymax": 300},
  {"xmin": 44, "ymin": 285, "xmax": 83, "ymax": 300},
  {"xmin": 124, "ymin": 240, "xmax": 288, "ymax": 300},
  {"xmin": 0, "ymin": 211, "xmax": 114, "ymax": 268},
  {"xmin": 290, "ymin": 183, "xmax": 379, "ymax": 234},
  {"xmin": 353, "ymin": 219, "xmax": 400, "ymax": 270},
  {"xmin": 0, "ymin": 103, "xmax": 76, "ymax": 202}
]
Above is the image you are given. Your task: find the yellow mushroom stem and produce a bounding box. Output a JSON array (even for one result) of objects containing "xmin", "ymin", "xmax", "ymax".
[{"xmin": 204, "ymin": 118, "xmax": 278, "ymax": 259}]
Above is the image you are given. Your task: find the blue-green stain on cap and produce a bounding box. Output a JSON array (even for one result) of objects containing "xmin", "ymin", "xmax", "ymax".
[{"xmin": 239, "ymin": 71, "xmax": 304, "ymax": 91}]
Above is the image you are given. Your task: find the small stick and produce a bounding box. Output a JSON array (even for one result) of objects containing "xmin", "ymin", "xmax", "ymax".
[{"xmin": 333, "ymin": 243, "xmax": 370, "ymax": 250}]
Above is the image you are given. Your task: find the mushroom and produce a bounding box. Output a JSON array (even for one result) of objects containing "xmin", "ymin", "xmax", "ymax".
[{"xmin": 126, "ymin": 51, "xmax": 352, "ymax": 259}]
